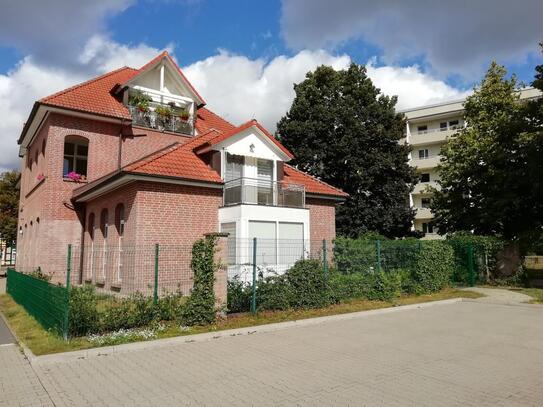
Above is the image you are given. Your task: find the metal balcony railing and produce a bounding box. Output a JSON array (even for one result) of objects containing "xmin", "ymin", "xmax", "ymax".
[
  {"xmin": 128, "ymin": 104, "xmax": 195, "ymax": 136},
  {"xmin": 223, "ymin": 178, "xmax": 305, "ymax": 208}
]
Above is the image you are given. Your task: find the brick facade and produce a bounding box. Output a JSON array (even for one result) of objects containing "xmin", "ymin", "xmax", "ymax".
[{"xmin": 17, "ymin": 112, "xmax": 341, "ymax": 292}]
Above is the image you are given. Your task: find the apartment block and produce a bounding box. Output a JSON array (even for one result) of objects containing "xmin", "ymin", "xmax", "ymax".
[{"xmin": 400, "ymin": 87, "xmax": 541, "ymax": 238}]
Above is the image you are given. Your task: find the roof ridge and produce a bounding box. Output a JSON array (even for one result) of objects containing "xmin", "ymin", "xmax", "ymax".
[
  {"xmin": 41, "ymin": 66, "xmax": 137, "ymax": 102},
  {"xmin": 125, "ymin": 142, "xmax": 183, "ymax": 171},
  {"xmin": 284, "ymin": 163, "xmax": 347, "ymax": 195}
]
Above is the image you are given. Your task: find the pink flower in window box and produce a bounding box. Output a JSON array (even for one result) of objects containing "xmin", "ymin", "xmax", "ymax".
[
  {"xmin": 36, "ymin": 173, "xmax": 45, "ymax": 181},
  {"xmin": 66, "ymin": 171, "xmax": 82, "ymax": 181}
]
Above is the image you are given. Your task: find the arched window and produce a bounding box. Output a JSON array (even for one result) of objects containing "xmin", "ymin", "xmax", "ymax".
[
  {"xmin": 115, "ymin": 204, "xmax": 125, "ymax": 237},
  {"xmin": 41, "ymin": 139, "xmax": 46, "ymax": 156},
  {"xmin": 100, "ymin": 209, "xmax": 109, "ymax": 239},
  {"xmin": 88, "ymin": 213, "xmax": 95, "ymax": 239},
  {"xmin": 63, "ymin": 136, "xmax": 89, "ymax": 178}
]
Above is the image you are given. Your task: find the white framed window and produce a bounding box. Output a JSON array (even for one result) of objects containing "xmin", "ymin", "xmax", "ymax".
[
  {"xmin": 420, "ymin": 173, "xmax": 430, "ymax": 183},
  {"xmin": 448, "ymin": 120, "xmax": 460, "ymax": 130},
  {"xmin": 63, "ymin": 136, "xmax": 89, "ymax": 177},
  {"xmin": 418, "ymin": 149, "xmax": 429, "ymax": 159},
  {"xmin": 440, "ymin": 122, "xmax": 447, "ymax": 131},
  {"xmin": 417, "ymin": 125, "xmax": 428, "ymax": 134},
  {"xmin": 422, "ymin": 222, "xmax": 434, "ymax": 234}
]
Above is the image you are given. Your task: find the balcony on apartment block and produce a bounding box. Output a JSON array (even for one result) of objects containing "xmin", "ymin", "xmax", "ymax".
[
  {"xmin": 414, "ymin": 207, "xmax": 433, "ymax": 220},
  {"xmin": 410, "ymin": 155, "xmax": 441, "ymax": 169},
  {"xmin": 409, "ymin": 127, "xmax": 461, "ymax": 146},
  {"xmin": 413, "ymin": 181, "xmax": 440, "ymax": 194},
  {"xmin": 223, "ymin": 177, "xmax": 305, "ymax": 208}
]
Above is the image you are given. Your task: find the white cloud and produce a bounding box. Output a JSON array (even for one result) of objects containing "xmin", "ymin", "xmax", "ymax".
[
  {"xmin": 183, "ymin": 50, "xmax": 469, "ymax": 129},
  {"xmin": 183, "ymin": 50, "xmax": 351, "ymax": 130},
  {"xmin": 281, "ymin": 0, "xmax": 543, "ymax": 77},
  {"xmin": 0, "ymin": 44, "xmax": 470, "ymax": 172},
  {"xmin": 0, "ymin": 36, "xmax": 164, "ymax": 172},
  {"xmin": 365, "ymin": 61, "xmax": 470, "ymax": 110}
]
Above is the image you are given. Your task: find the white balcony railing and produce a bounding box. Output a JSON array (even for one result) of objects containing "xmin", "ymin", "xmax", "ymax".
[{"xmin": 128, "ymin": 103, "xmax": 195, "ymax": 136}]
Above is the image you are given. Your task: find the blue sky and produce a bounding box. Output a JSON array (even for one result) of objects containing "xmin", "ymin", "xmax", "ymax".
[{"xmin": 0, "ymin": 0, "xmax": 541, "ymax": 171}]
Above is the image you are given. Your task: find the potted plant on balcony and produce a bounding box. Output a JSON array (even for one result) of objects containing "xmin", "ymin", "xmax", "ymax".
[
  {"xmin": 128, "ymin": 91, "xmax": 151, "ymax": 113},
  {"xmin": 179, "ymin": 108, "xmax": 190, "ymax": 122},
  {"xmin": 155, "ymin": 105, "xmax": 173, "ymax": 130}
]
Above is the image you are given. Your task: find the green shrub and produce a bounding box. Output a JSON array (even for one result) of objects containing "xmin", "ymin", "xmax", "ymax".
[
  {"xmin": 285, "ymin": 259, "xmax": 330, "ymax": 309},
  {"xmin": 179, "ymin": 235, "xmax": 218, "ymax": 326},
  {"xmin": 256, "ymin": 275, "xmax": 293, "ymax": 311},
  {"xmin": 69, "ymin": 285, "xmax": 99, "ymax": 336},
  {"xmin": 334, "ymin": 237, "xmax": 377, "ymax": 274},
  {"xmin": 413, "ymin": 241, "xmax": 455, "ymax": 293},
  {"xmin": 365, "ymin": 271, "xmax": 402, "ymax": 301},
  {"xmin": 227, "ymin": 278, "xmax": 251, "ymax": 313},
  {"xmin": 328, "ymin": 272, "xmax": 372, "ymax": 302},
  {"xmin": 99, "ymin": 293, "xmax": 156, "ymax": 332},
  {"xmin": 155, "ymin": 293, "xmax": 186, "ymax": 321}
]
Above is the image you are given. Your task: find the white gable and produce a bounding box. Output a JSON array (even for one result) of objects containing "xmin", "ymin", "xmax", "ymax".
[
  {"xmin": 124, "ymin": 55, "xmax": 204, "ymax": 106},
  {"xmin": 214, "ymin": 127, "xmax": 289, "ymax": 161}
]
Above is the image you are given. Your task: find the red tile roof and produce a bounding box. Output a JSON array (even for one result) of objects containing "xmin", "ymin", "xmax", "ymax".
[
  {"xmin": 123, "ymin": 129, "xmax": 224, "ymax": 183},
  {"xmin": 283, "ymin": 164, "xmax": 348, "ymax": 198},
  {"xmin": 40, "ymin": 67, "xmax": 138, "ymax": 119}
]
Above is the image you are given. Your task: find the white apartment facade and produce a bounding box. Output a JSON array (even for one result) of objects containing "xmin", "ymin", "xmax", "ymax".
[{"xmin": 400, "ymin": 87, "xmax": 542, "ymax": 239}]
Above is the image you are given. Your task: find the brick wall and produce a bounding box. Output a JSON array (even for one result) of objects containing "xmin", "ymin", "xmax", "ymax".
[
  {"xmin": 16, "ymin": 113, "xmax": 195, "ymax": 284},
  {"xmin": 306, "ymin": 197, "xmax": 337, "ymax": 243}
]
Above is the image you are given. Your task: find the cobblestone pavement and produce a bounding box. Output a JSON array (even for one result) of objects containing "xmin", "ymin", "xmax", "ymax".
[
  {"xmin": 0, "ymin": 345, "xmax": 54, "ymax": 407},
  {"xmin": 462, "ymin": 287, "xmax": 533, "ymax": 304},
  {"xmin": 4, "ymin": 301, "xmax": 543, "ymax": 406}
]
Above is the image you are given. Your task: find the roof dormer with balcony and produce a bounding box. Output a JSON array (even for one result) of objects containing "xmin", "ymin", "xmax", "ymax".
[{"xmin": 118, "ymin": 52, "xmax": 205, "ymax": 137}]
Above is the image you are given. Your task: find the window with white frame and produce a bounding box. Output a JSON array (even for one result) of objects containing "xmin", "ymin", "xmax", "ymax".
[
  {"xmin": 448, "ymin": 120, "xmax": 460, "ymax": 130},
  {"xmin": 422, "ymin": 222, "xmax": 434, "ymax": 234},
  {"xmin": 63, "ymin": 136, "xmax": 88, "ymax": 178},
  {"xmin": 418, "ymin": 149, "xmax": 429, "ymax": 159},
  {"xmin": 417, "ymin": 125, "xmax": 428, "ymax": 134},
  {"xmin": 420, "ymin": 173, "xmax": 430, "ymax": 183}
]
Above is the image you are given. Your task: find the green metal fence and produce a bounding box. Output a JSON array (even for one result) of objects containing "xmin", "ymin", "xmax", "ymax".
[{"xmin": 6, "ymin": 268, "xmax": 70, "ymax": 338}]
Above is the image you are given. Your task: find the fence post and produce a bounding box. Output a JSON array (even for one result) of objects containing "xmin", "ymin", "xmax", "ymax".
[
  {"xmin": 63, "ymin": 244, "xmax": 72, "ymax": 341},
  {"xmin": 250, "ymin": 237, "xmax": 257, "ymax": 314},
  {"xmin": 375, "ymin": 240, "xmax": 382, "ymax": 273},
  {"xmin": 322, "ymin": 239, "xmax": 328, "ymax": 280},
  {"xmin": 154, "ymin": 243, "xmax": 159, "ymax": 305},
  {"xmin": 467, "ymin": 243, "xmax": 475, "ymax": 287}
]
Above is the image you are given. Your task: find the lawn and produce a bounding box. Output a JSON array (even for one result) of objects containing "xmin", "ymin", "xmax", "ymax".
[{"xmin": 0, "ymin": 288, "xmax": 483, "ymax": 356}]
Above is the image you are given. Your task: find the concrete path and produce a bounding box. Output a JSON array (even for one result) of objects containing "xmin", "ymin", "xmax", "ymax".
[
  {"xmin": 463, "ymin": 287, "xmax": 533, "ymax": 304},
  {"xmin": 10, "ymin": 301, "xmax": 542, "ymax": 406}
]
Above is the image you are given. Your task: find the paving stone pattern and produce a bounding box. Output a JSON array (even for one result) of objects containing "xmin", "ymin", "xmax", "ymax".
[{"xmin": 2, "ymin": 301, "xmax": 543, "ymax": 406}]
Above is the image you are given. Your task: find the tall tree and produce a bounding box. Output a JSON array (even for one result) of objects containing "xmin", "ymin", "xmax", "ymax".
[
  {"xmin": 276, "ymin": 64, "xmax": 417, "ymax": 238},
  {"xmin": 0, "ymin": 171, "xmax": 19, "ymax": 243},
  {"xmin": 431, "ymin": 60, "xmax": 543, "ymax": 247}
]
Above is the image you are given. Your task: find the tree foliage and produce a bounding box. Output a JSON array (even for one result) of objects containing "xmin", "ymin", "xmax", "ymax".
[
  {"xmin": 276, "ymin": 64, "xmax": 417, "ymax": 238},
  {"xmin": 0, "ymin": 171, "xmax": 19, "ymax": 243},
  {"xmin": 431, "ymin": 58, "xmax": 543, "ymax": 246}
]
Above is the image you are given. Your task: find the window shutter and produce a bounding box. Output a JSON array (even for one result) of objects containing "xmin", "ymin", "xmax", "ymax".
[{"xmin": 276, "ymin": 161, "xmax": 284, "ymax": 181}]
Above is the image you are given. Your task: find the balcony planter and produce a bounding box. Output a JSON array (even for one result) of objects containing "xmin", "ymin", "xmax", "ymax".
[
  {"xmin": 128, "ymin": 90, "xmax": 151, "ymax": 113},
  {"xmin": 179, "ymin": 109, "xmax": 190, "ymax": 122}
]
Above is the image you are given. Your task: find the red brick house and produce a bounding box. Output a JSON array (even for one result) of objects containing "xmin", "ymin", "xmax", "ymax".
[{"xmin": 16, "ymin": 51, "xmax": 346, "ymax": 291}]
